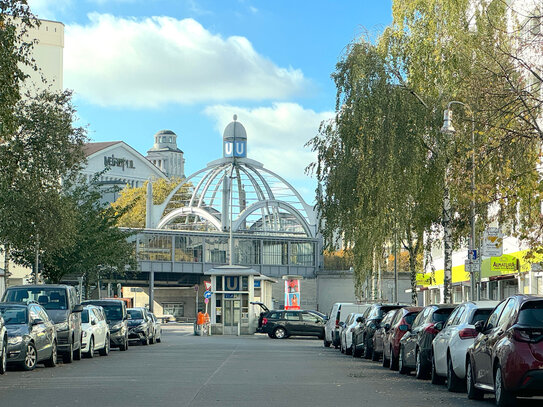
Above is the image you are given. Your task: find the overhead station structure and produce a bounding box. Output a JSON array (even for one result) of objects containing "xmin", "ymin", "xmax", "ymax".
[{"xmin": 133, "ymin": 116, "xmax": 322, "ymax": 327}]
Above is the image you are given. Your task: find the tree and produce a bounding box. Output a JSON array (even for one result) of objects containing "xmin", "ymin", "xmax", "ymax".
[
  {"xmin": 111, "ymin": 178, "xmax": 192, "ymax": 228},
  {"xmin": 18, "ymin": 178, "xmax": 138, "ymax": 284}
]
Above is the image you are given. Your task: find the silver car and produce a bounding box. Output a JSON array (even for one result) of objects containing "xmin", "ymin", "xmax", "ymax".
[{"xmin": 147, "ymin": 312, "xmax": 162, "ymax": 344}]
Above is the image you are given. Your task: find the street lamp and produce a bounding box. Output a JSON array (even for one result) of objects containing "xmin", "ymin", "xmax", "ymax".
[{"xmin": 441, "ymin": 101, "xmax": 477, "ymax": 302}]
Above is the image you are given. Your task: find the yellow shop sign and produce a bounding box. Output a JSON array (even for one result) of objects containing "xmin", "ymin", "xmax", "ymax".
[{"xmin": 490, "ymin": 254, "xmax": 518, "ymax": 273}]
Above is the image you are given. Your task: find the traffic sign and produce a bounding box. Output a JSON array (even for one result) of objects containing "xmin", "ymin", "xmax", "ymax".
[
  {"xmin": 465, "ymin": 259, "xmax": 481, "ymax": 273},
  {"xmin": 204, "ymin": 290, "xmax": 212, "ymax": 299},
  {"xmin": 483, "ymin": 227, "xmax": 503, "ymax": 257},
  {"xmin": 204, "ymin": 281, "xmax": 212, "ymax": 291},
  {"xmin": 204, "ymin": 298, "xmax": 209, "ymax": 304},
  {"xmin": 468, "ymin": 249, "xmax": 477, "ymax": 261},
  {"xmin": 193, "ymin": 284, "xmax": 199, "ymax": 292}
]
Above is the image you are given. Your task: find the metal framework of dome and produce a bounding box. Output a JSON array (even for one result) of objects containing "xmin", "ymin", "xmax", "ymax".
[{"xmin": 146, "ymin": 116, "xmax": 317, "ymax": 238}]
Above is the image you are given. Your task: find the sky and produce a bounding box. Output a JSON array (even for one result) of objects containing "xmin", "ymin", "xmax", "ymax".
[{"xmin": 28, "ymin": 0, "xmax": 393, "ymax": 204}]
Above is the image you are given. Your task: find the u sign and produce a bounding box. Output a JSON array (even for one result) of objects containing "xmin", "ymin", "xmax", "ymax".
[
  {"xmin": 225, "ymin": 276, "xmax": 240, "ymax": 291},
  {"xmin": 224, "ymin": 140, "xmax": 247, "ymax": 158}
]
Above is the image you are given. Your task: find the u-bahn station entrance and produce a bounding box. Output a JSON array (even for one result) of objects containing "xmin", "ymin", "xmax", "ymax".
[{"xmin": 116, "ymin": 116, "xmax": 322, "ymax": 331}]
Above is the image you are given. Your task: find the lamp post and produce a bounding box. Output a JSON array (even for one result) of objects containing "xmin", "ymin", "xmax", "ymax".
[{"xmin": 441, "ymin": 101, "xmax": 477, "ymax": 302}]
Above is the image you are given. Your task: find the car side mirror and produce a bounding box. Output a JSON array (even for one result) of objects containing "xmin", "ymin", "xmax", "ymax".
[
  {"xmin": 32, "ymin": 318, "xmax": 44, "ymax": 326},
  {"xmin": 73, "ymin": 304, "xmax": 83, "ymax": 313},
  {"xmin": 91, "ymin": 320, "xmax": 96, "ymax": 326},
  {"xmin": 435, "ymin": 322, "xmax": 444, "ymax": 332},
  {"xmin": 356, "ymin": 317, "xmax": 365, "ymax": 323},
  {"xmin": 474, "ymin": 320, "xmax": 485, "ymax": 333},
  {"xmin": 399, "ymin": 324, "xmax": 409, "ymax": 332},
  {"xmin": 384, "ymin": 323, "xmax": 391, "ymax": 331},
  {"xmin": 339, "ymin": 321, "xmax": 345, "ymax": 328}
]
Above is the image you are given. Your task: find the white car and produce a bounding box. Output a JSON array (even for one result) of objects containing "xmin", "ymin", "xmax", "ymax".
[
  {"xmin": 324, "ymin": 303, "xmax": 370, "ymax": 348},
  {"xmin": 431, "ymin": 300, "xmax": 499, "ymax": 391},
  {"xmin": 340, "ymin": 312, "xmax": 365, "ymax": 355},
  {"xmin": 81, "ymin": 305, "xmax": 110, "ymax": 358}
]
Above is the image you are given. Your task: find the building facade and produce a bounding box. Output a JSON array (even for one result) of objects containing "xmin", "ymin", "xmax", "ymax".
[{"xmin": 146, "ymin": 130, "xmax": 185, "ymax": 178}]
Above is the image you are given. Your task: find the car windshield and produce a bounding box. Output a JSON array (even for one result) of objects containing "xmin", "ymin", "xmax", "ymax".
[
  {"xmin": 128, "ymin": 309, "xmax": 143, "ymax": 319},
  {"xmin": 432, "ymin": 308, "xmax": 453, "ymax": 322},
  {"xmin": 0, "ymin": 307, "xmax": 27, "ymax": 324},
  {"xmin": 101, "ymin": 304, "xmax": 123, "ymax": 321},
  {"xmin": 517, "ymin": 301, "xmax": 543, "ymax": 327},
  {"xmin": 470, "ymin": 309, "xmax": 492, "ymax": 325},
  {"xmin": 4, "ymin": 287, "xmax": 68, "ymax": 310},
  {"xmin": 81, "ymin": 309, "xmax": 90, "ymax": 324},
  {"xmin": 404, "ymin": 312, "xmax": 418, "ymax": 325}
]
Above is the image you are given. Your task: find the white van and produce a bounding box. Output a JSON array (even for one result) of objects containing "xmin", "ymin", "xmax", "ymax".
[{"xmin": 324, "ymin": 303, "xmax": 371, "ymax": 348}]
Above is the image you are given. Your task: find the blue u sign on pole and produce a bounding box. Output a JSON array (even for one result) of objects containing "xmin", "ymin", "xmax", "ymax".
[{"xmin": 204, "ymin": 291, "xmax": 212, "ymax": 299}]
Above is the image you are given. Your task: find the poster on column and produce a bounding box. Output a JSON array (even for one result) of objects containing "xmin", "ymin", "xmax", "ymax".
[{"xmin": 285, "ymin": 279, "xmax": 301, "ymax": 310}]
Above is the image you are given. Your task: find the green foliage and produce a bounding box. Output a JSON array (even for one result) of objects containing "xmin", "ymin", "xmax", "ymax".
[{"xmin": 111, "ymin": 178, "xmax": 192, "ymax": 228}]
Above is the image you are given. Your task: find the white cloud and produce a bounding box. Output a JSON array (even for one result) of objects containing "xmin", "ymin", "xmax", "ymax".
[
  {"xmin": 64, "ymin": 14, "xmax": 309, "ymax": 107},
  {"xmin": 204, "ymin": 103, "xmax": 333, "ymax": 181}
]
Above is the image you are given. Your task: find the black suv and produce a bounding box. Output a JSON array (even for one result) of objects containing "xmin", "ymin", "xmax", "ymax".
[
  {"xmin": 2, "ymin": 285, "xmax": 83, "ymax": 363},
  {"xmin": 83, "ymin": 299, "xmax": 129, "ymax": 351},
  {"xmin": 261, "ymin": 310, "xmax": 325, "ymax": 339},
  {"xmin": 352, "ymin": 303, "xmax": 406, "ymax": 358},
  {"xmin": 127, "ymin": 307, "xmax": 152, "ymax": 345}
]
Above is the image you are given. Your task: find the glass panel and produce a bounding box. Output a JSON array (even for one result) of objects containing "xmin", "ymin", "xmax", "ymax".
[
  {"xmin": 138, "ymin": 234, "xmax": 172, "ymax": 261},
  {"xmin": 205, "ymin": 236, "xmax": 228, "ymax": 263},
  {"xmin": 216, "ymin": 277, "xmax": 223, "ymax": 291},
  {"xmin": 233, "ymin": 238, "xmax": 261, "ymax": 265},
  {"xmin": 263, "ymin": 241, "xmax": 288, "ymax": 265},
  {"xmin": 290, "ymin": 242, "xmax": 314, "ymax": 266},
  {"xmin": 174, "ymin": 236, "xmax": 203, "ymax": 262},
  {"xmin": 518, "ymin": 301, "xmax": 543, "ymax": 327}
]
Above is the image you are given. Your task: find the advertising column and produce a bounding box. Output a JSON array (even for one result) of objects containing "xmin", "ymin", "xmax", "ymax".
[{"xmin": 284, "ymin": 277, "xmax": 301, "ymax": 310}]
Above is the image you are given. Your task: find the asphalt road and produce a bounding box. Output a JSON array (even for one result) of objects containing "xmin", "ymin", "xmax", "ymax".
[{"xmin": 0, "ymin": 325, "xmax": 541, "ymax": 407}]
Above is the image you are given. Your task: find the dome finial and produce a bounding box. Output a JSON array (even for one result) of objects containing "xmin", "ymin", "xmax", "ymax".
[{"xmin": 233, "ymin": 114, "xmax": 238, "ymax": 121}]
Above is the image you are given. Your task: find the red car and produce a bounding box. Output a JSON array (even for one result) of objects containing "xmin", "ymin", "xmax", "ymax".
[
  {"xmin": 466, "ymin": 294, "xmax": 543, "ymax": 407},
  {"xmin": 382, "ymin": 306, "xmax": 422, "ymax": 370}
]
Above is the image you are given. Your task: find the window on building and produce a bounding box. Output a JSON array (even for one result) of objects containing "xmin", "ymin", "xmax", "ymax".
[
  {"xmin": 290, "ymin": 242, "xmax": 314, "ymax": 266},
  {"xmin": 175, "ymin": 236, "xmax": 203, "ymax": 262},
  {"xmin": 233, "ymin": 238, "xmax": 260, "ymax": 265},
  {"xmin": 138, "ymin": 234, "xmax": 172, "ymax": 261},
  {"xmin": 205, "ymin": 236, "xmax": 228, "ymax": 263},
  {"xmin": 162, "ymin": 303, "xmax": 184, "ymax": 320},
  {"xmin": 263, "ymin": 241, "xmax": 287, "ymax": 265}
]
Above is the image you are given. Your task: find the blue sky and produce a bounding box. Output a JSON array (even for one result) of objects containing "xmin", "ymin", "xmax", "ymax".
[{"xmin": 29, "ymin": 0, "xmax": 392, "ymax": 203}]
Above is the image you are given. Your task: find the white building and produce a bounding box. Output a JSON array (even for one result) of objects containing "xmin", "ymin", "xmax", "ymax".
[
  {"xmin": 146, "ymin": 130, "xmax": 185, "ymax": 178},
  {"xmin": 81, "ymin": 141, "xmax": 168, "ymax": 203}
]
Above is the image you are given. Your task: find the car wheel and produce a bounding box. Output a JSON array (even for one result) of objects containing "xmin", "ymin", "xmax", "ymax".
[
  {"xmin": 274, "ymin": 327, "xmax": 287, "ymax": 339},
  {"xmin": 431, "ymin": 353, "xmax": 445, "ymax": 385},
  {"xmin": 382, "ymin": 350, "xmax": 390, "ymax": 368},
  {"xmin": 63, "ymin": 342, "xmax": 74, "ymax": 364},
  {"xmin": 86, "ymin": 336, "xmax": 95, "ymax": 358},
  {"xmin": 340, "ymin": 339, "xmax": 345, "ymax": 354},
  {"xmin": 44, "ymin": 341, "xmax": 57, "ymax": 368},
  {"xmin": 0, "ymin": 337, "xmax": 7, "ymax": 375},
  {"xmin": 447, "ymin": 356, "xmax": 463, "ymax": 392},
  {"xmin": 363, "ymin": 337, "xmax": 372, "ymax": 359},
  {"xmin": 99, "ymin": 336, "xmax": 110, "ymax": 356},
  {"xmin": 372, "ymin": 348, "xmax": 380, "ymax": 362},
  {"xmin": 73, "ymin": 342, "xmax": 82, "ymax": 361},
  {"xmin": 141, "ymin": 335, "xmax": 149, "ymax": 346},
  {"xmin": 150, "ymin": 332, "xmax": 155, "ymax": 345},
  {"xmin": 323, "ymin": 339, "xmax": 331, "ymax": 348},
  {"xmin": 119, "ymin": 336, "xmax": 128, "ymax": 351},
  {"xmin": 399, "ymin": 346, "xmax": 409, "ymax": 375},
  {"xmin": 495, "ymin": 365, "xmax": 516, "ymax": 407},
  {"xmin": 22, "ymin": 342, "xmax": 37, "ymax": 371},
  {"xmin": 268, "ymin": 333, "xmax": 275, "ymax": 339},
  {"xmin": 156, "ymin": 334, "xmax": 161, "ymax": 343},
  {"xmin": 390, "ymin": 346, "xmax": 399, "ymax": 371},
  {"xmin": 415, "ymin": 349, "xmax": 429, "ymax": 379},
  {"xmin": 466, "ymin": 359, "xmax": 484, "ymax": 400},
  {"xmin": 346, "ymin": 344, "xmax": 353, "ymax": 356}
]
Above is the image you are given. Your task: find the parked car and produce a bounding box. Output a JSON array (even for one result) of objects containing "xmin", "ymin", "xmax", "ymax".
[
  {"xmin": 325, "ymin": 303, "xmax": 371, "ymax": 348},
  {"xmin": 431, "ymin": 300, "xmax": 499, "ymax": 391},
  {"xmin": 0, "ymin": 303, "xmax": 57, "ymax": 370},
  {"xmin": 352, "ymin": 303, "xmax": 405, "ymax": 358},
  {"xmin": 148, "ymin": 312, "xmax": 162, "ymax": 344},
  {"xmin": 340, "ymin": 312, "xmax": 365, "ymax": 355},
  {"xmin": 372, "ymin": 309, "xmax": 400, "ymax": 361},
  {"xmin": 82, "ymin": 299, "xmax": 129, "ymax": 351},
  {"xmin": 466, "ymin": 294, "xmax": 543, "ymax": 407},
  {"xmin": 261, "ymin": 310, "xmax": 325, "ymax": 339},
  {"xmin": 127, "ymin": 307, "xmax": 152, "ymax": 345},
  {"xmin": 382, "ymin": 306, "xmax": 422, "ymax": 370},
  {"xmin": 81, "ymin": 305, "xmax": 110, "ymax": 358},
  {"xmin": 398, "ymin": 304, "xmax": 455, "ymax": 378},
  {"xmin": 2, "ymin": 285, "xmax": 83, "ymax": 363},
  {"xmin": 0, "ymin": 313, "xmax": 6, "ymax": 374}
]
